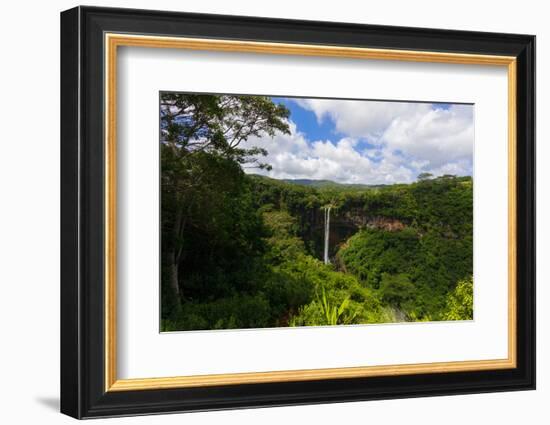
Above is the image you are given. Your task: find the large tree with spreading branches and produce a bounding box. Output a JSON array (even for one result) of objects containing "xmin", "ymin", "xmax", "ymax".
[{"xmin": 160, "ymin": 93, "xmax": 290, "ymax": 315}]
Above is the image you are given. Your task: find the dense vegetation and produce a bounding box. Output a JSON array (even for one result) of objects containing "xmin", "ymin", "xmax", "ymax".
[{"xmin": 160, "ymin": 93, "xmax": 473, "ymax": 331}]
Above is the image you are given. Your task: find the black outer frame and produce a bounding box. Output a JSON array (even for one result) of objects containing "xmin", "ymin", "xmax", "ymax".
[{"xmin": 60, "ymin": 5, "xmax": 536, "ymax": 419}]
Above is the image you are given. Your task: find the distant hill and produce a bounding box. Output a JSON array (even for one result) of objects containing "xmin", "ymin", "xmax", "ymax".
[
  {"xmin": 282, "ymin": 178, "xmax": 380, "ymax": 190},
  {"xmin": 247, "ymin": 174, "xmax": 386, "ymax": 191}
]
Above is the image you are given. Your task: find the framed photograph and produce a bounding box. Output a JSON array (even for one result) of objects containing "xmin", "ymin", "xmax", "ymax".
[{"xmin": 60, "ymin": 6, "xmax": 535, "ymax": 419}]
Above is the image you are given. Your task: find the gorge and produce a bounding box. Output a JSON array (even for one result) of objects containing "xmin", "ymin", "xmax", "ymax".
[{"xmin": 162, "ymin": 172, "xmax": 474, "ymax": 331}]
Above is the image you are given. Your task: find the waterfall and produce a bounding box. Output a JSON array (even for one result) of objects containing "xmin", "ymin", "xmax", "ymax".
[{"xmin": 323, "ymin": 206, "xmax": 332, "ymax": 264}]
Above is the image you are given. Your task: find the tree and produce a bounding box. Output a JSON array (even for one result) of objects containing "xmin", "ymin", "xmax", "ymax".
[
  {"xmin": 160, "ymin": 93, "xmax": 290, "ymax": 315},
  {"xmin": 160, "ymin": 93, "xmax": 290, "ymax": 168},
  {"xmin": 379, "ymin": 272, "xmax": 415, "ymax": 308},
  {"xmin": 417, "ymin": 172, "xmax": 433, "ymax": 181},
  {"xmin": 442, "ymin": 276, "xmax": 473, "ymax": 320}
]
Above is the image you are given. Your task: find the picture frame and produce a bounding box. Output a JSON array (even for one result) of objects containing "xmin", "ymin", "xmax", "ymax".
[{"xmin": 60, "ymin": 5, "xmax": 535, "ymax": 419}]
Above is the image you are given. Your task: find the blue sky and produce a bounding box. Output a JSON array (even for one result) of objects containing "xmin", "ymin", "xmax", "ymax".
[
  {"xmin": 242, "ymin": 97, "xmax": 474, "ymax": 185},
  {"xmin": 276, "ymin": 98, "xmax": 343, "ymax": 143}
]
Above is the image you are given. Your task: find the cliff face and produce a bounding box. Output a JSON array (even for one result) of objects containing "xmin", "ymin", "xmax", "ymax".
[
  {"xmin": 302, "ymin": 206, "xmax": 407, "ymax": 260},
  {"xmin": 339, "ymin": 209, "xmax": 406, "ymax": 231},
  {"xmin": 365, "ymin": 216, "xmax": 406, "ymax": 232}
]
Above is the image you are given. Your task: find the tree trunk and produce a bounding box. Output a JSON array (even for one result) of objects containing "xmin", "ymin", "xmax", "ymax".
[
  {"xmin": 167, "ymin": 249, "xmax": 180, "ymax": 298},
  {"xmin": 162, "ymin": 248, "xmax": 182, "ymax": 319},
  {"xmin": 163, "ymin": 201, "xmax": 184, "ymax": 318}
]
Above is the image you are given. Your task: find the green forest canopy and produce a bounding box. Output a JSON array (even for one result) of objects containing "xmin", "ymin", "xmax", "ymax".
[{"xmin": 160, "ymin": 93, "xmax": 474, "ymax": 331}]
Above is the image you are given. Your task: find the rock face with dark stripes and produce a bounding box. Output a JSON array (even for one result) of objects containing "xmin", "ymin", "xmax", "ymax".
[{"xmin": 312, "ymin": 206, "xmax": 407, "ymax": 262}]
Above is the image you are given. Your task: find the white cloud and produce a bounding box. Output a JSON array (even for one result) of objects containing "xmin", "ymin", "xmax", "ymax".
[
  {"xmin": 428, "ymin": 160, "xmax": 473, "ymax": 177},
  {"xmin": 295, "ymin": 99, "xmax": 474, "ymax": 170},
  {"xmin": 242, "ymin": 122, "xmax": 414, "ymax": 185},
  {"xmin": 294, "ymin": 98, "xmax": 417, "ymax": 139},
  {"xmin": 382, "ymin": 104, "xmax": 473, "ymax": 169},
  {"xmin": 241, "ymin": 99, "xmax": 474, "ymax": 185}
]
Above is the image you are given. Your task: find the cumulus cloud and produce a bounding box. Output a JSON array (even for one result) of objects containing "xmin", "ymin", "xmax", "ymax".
[
  {"xmin": 382, "ymin": 104, "xmax": 473, "ymax": 169},
  {"xmin": 296, "ymin": 98, "xmax": 473, "ymax": 167},
  {"xmin": 242, "ymin": 122, "xmax": 414, "ymax": 185},
  {"xmin": 241, "ymin": 99, "xmax": 474, "ymax": 185},
  {"xmin": 294, "ymin": 98, "xmax": 417, "ymax": 139}
]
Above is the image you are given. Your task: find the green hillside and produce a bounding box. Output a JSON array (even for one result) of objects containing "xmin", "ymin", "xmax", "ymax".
[{"xmin": 162, "ymin": 170, "xmax": 473, "ymax": 330}]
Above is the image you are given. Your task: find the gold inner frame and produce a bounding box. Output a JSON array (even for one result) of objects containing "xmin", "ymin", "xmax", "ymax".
[{"xmin": 104, "ymin": 33, "xmax": 517, "ymax": 392}]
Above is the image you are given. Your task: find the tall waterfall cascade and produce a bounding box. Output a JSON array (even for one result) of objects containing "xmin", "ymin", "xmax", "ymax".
[{"xmin": 323, "ymin": 206, "xmax": 332, "ymax": 264}]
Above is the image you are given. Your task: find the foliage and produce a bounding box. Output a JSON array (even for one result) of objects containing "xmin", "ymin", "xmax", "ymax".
[
  {"xmin": 442, "ymin": 276, "xmax": 474, "ymax": 320},
  {"xmin": 334, "ymin": 176, "xmax": 473, "ymax": 321},
  {"xmin": 160, "ymin": 93, "xmax": 291, "ymax": 318}
]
